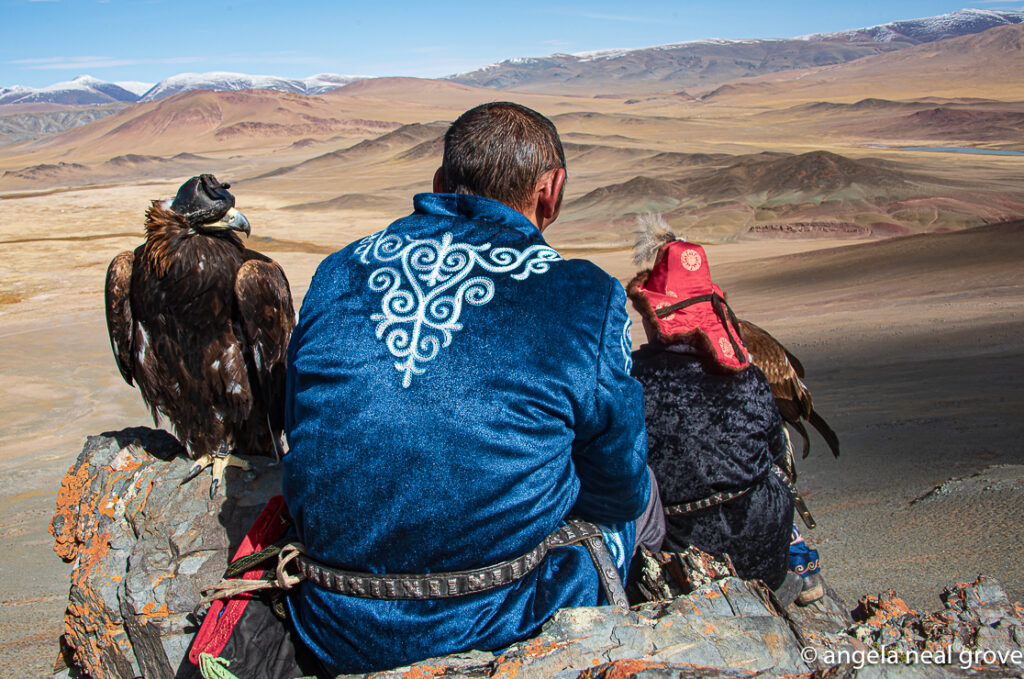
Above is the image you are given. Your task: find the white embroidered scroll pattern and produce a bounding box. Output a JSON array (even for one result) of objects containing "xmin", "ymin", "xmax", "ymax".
[
  {"xmin": 358, "ymin": 230, "xmax": 561, "ymax": 387},
  {"xmin": 621, "ymin": 317, "xmax": 633, "ymax": 372}
]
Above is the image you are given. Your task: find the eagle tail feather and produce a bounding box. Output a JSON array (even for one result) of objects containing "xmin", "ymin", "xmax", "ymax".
[
  {"xmin": 808, "ymin": 410, "xmax": 841, "ymax": 458},
  {"xmin": 791, "ymin": 420, "xmax": 811, "ymax": 459}
]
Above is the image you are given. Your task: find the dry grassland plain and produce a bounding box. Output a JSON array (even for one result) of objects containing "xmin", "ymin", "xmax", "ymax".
[{"xmin": 1, "ymin": 28, "xmax": 1023, "ymax": 677}]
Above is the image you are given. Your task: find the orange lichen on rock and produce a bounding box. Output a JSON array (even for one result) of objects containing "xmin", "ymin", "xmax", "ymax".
[
  {"xmin": 151, "ymin": 572, "xmax": 175, "ymax": 589},
  {"xmin": 140, "ymin": 602, "xmax": 171, "ymax": 621},
  {"xmin": 853, "ymin": 590, "xmax": 918, "ymax": 628},
  {"xmin": 49, "ymin": 457, "xmax": 93, "ymax": 561},
  {"xmin": 576, "ymin": 659, "xmax": 671, "ymax": 679},
  {"xmin": 489, "ymin": 657, "xmax": 524, "ymax": 679},
  {"xmin": 519, "ymin": 636, "xmax": 571, "ymax": 658},
  {"xmin": 62, "ymin": 592, "xmax": 133, "ymax": 678},
  {"xmin": 49, "ymin": 437, "xmax": 164, "ymax": 677},
  {"xmin": 394, "ymin": 664, "xmax": 450, "ymax": 679},
  {"xmin": 109, "ymin": 445, "xmax": 143, "ymax": 472}
]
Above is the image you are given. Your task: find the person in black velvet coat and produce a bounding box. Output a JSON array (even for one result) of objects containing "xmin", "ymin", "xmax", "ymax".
[{"xmin": 626, "ymin": 237, "xmax": 795, "ymax": 590}]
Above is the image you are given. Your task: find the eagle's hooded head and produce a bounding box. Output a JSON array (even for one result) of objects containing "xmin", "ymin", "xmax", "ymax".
[
  {"xmin": 169, "ymin": 174, "xmax": 250, "ymax": 236},
  {"xmin": 143, "ymin": 174, "xmax": 251, "ymax": 276}
]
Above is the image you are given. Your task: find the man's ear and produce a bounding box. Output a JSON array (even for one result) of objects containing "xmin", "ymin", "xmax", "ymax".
[
  {"xmin": 433, "ymin": 167, "xmax": 444, "ymax": 193},
  {"xmin": 535, "ymin": 167, "xmax": 566, "ymax": 229}
]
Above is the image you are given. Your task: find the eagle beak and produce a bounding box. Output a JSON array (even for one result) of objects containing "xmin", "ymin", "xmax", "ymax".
[{"xmin": 221, "ymin": 208, "xmax": 251, "ymax": 237}]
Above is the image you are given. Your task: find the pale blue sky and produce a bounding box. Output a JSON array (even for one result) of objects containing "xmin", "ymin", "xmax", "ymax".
[{"xmin": 2, "ymin": 1, "xmax": 1023, "ymax": 88}]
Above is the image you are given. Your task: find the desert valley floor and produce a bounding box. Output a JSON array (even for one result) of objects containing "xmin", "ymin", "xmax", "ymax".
[{"xmin": 1, "ymin": 183, "xmax": 1021, "ymax": 676}]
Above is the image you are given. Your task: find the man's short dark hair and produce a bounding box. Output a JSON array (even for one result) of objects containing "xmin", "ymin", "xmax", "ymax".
[{"xmin": 441, "ymin": 102, "xmax": 565, "ymax": 210}]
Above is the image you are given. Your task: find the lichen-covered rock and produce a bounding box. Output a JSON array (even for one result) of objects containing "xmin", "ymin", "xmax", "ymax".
[
  {"xmin": 848, "ymin": 577, "xmax": 1024, "ymax": 674},
  {"xmin": 346, "ymin": 578, "xmax": 816, "ymax": 679},
  {"xmin": 49, "ymin": 427, "xmax": 282, "ymax": 678}
]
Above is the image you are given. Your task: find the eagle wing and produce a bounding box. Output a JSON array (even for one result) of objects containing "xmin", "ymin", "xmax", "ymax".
[
  {"xmin": 736, "ymin": 319, "xmax": 840, "ymax": 459},
  {"xmin": 736, "ymin": 319, "xmax": 811, "ymax": 413},
  {"xmin": 105, "ymin": 251, "xmax": 136, "ymax": 386},
  {"xmin": 233, "ymin": 259, "xmax": 296, "ymax": 429}
]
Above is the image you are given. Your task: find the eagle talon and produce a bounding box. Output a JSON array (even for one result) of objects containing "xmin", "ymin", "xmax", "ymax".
[
  {"xmin": 209, "ymin": 454, "xmax": 251, "ymax": 497},
  {"xmin": 181, "ymin": 461, "xmax": 206, "ymax": 485},
  {"xmin": 180, "ymin": 453, "xmax": 250, "ymax": 495}
]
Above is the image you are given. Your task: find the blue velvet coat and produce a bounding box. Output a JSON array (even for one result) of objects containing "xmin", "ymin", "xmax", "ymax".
[{"xmin": 282, "ymin": 193, "xmax": 649, "ymax": 674}]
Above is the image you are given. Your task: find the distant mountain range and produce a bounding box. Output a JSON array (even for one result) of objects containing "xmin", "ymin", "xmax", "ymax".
[
  {"xmin": 447, "ymin": 8, "xmax": 1024, "ymax": 93},
  {"xmin": 1, "ymin": 8, "xmax": 1022, "ymax": 107},
  {"xmin": 137, "ymin": 72, "xmax": 364, "ymax": 102},
  {"xmin": 0, "ymin": 73, "xmax": 365, "ymax": 107},
  {"xmin": 0, "ymin": 76, "xmax": 140, "ymax": 106}
]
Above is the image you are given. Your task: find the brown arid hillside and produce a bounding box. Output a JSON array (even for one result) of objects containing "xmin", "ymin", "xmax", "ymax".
[
  {"xmin": 691, "ymin": 23, "xmax": 1024, "ymax": 105},
  {"xmin": 447, "ymin": 10, "xmax": 1024, "ymax": 95},
  {"xmin": 447, "ymin": 38, "xmax": 901, "ymax": 95}
]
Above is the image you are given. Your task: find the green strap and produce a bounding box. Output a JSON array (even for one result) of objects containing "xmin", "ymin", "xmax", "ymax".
[
  {"xmin": 224, "ymin": 537, "xmax": 296, "ymax": 579},
  {"xmin": 199, "ymin": 653, "xmax": 240, "ymax": 679}
]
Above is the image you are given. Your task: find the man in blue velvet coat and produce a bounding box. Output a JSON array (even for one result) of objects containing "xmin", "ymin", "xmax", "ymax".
[{"xmin": 283, "ymin": 102, "xmax": 656, "ymax": 675}]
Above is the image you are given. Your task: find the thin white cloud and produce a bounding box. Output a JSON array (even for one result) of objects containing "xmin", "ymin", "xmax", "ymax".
[
  {"xmin": 548, "ymin": 8, "xmax": 663, "ymax": 24},
  {"xmin": 9, "ymin": 55, "xmax": 205, "ymax": 70},
  {"xmin": 216, "ymin": 51, "xmax": 327, "ymax": 66}
]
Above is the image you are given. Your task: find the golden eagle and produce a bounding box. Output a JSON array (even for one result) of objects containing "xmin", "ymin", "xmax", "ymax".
[
  {"xmin": 105, "ymin": 174, "xmax": 295, "ymax": 496},
  {"xmin": 736, "ymin": 319, "xmax": 840, "ymax": 461}
]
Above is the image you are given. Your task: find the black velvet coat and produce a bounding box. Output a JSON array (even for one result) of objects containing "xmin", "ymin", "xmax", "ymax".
[{"xmin": 631, "ymin": 344, "xmax": 794, "ymax": 588}]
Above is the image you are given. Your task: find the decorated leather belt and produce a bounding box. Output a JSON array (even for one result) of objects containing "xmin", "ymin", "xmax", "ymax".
[
  {"xmin": 663, "ymin": 482, "xmax": 755, "ymax": 516},
  {"xmin": 663, "ymin": 464, "xmax": 816, "ymax": 528},
  {"xmin": 296, "ymin": 519, "xmax": 624, "ymax": 604}
]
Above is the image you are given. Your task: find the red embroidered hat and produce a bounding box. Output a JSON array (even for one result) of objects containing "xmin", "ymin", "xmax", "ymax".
[{"xmin": 626, "ymin": 240, "xmax": 750, "ymax": 371}]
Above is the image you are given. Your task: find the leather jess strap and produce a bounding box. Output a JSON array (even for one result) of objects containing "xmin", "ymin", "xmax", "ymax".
[
  {"xmin": 662, "ymin": 465, "xmax": 817, "ymax": 530},
  {"xmin": 297, "ymin": 520, "xmax": 607, "ymax": 601}
]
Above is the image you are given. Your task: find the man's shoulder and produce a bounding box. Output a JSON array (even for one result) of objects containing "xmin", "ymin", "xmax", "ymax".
[
  {"xmin": 308, "ymin": 224, "xmax": 406, "ymax": 281},
  {"xmin": 547, "ymin": 256, "xmax": 617, "ymax": 293}
]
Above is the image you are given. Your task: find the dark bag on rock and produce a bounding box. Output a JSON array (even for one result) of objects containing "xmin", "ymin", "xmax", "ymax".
[{"xmin": 188, "ymin": 495, "xmax": 322, "ymax": 679}]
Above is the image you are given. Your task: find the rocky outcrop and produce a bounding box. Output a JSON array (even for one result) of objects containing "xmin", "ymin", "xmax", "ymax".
[
  {"xmin": 51, "ymin": 430, "xmax": 1024, "ymax": 679},
  {"xmin": 49, "ymin": 427, "xmax": 282, "ymax": 678}
]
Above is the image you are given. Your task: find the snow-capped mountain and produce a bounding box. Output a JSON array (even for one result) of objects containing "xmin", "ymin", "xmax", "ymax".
[
  {"xmin": 0, "ymin": 73, "xmax": 365, "ymax": 107},
  {"xmin": 0, "ymin": 85, "xmax": 33, "ymax": 105},
  {"xmin": 0, "ymin": 75, "xmax": 138, "ymax": 106},
  {"xmin": 138, "ymin": 72, "xmax": 365, "ymax": 102},
  {"xmin": 447, "ymin": 8, "xmax": 1024, "ymax": 94},
  {"xmin": 114, "ymin": 81, "xmax": 156, "ymax": 97},
  {"xmin": 4, "ymin": 8, "xmax": 1023, "ymax": 106},
  {"xmin": 800, "ymin": 8, "xmax": 1024, "ymax": 44}
]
